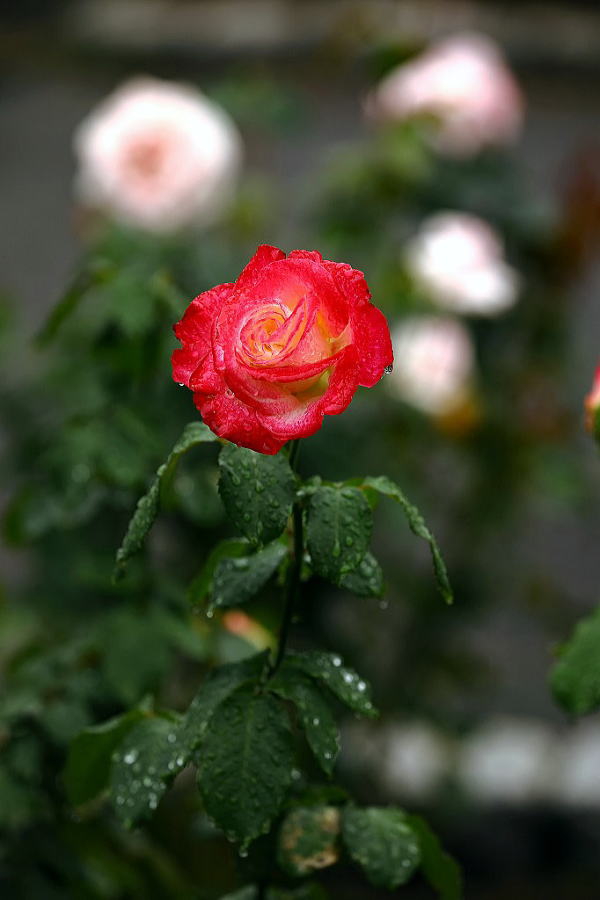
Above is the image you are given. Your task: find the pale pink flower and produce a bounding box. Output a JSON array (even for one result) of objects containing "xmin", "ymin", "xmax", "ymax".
[
  {"xmin": 74, "ymin": 77, "xmax": 243, "ymax": 233},
  {"xmin": 585, "ymin": 365, "xmax": 600, "ymax": 433},
  {"xmin": 406, "ymin": 212, "xmax": 519, "ymax": 316},
  {"xmin": 388, "ymin": 316, "xmax": 474, "ymax": 415},
  {"xmin": 369, "ymin": 33, "xmax": 523, "ymax": 157}
]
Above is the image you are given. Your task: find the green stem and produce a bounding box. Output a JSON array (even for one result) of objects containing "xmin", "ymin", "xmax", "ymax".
[
  {"xmin": 287, "ymin": 437, "xmax": 301, "ymax": 470},
  {"xmin": 270, "ymin": 441, "xmax": 303, "ymax": 677}
]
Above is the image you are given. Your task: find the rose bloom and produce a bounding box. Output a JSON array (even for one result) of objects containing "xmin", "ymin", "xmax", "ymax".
[
  {"xmin": 585, "ymin": 365, "xmax": 600, "ymax": 433},
  {"xmin": 74, "ymin": 77, "xmax": 242, "ymax": 233},
  {"xmin": 388, "ymin": 316, "xmax": 473, "ymax": 415},
  {"xmin": 172, "ymin": 245, "xmax": 393, "ymax": 453},
  {"xmin": 369, "ymin": 33, "xmax": 523, "ymax": 157},
  {"xmin": 406, "ymin": 212, "xmax": 520, "ymax": 316}
]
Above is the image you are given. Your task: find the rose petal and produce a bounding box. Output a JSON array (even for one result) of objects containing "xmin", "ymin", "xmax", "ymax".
[
  {"xmin": 255, "ymin": 347, "xmax": 360, "ymax": 441},
  {"xmin": 288, "ymin": 249, "xmax": 323, "ymax": 263},
  {"xmin": 172, "ymin": 344, "xmax": 207, "ymax": 387},
  {"xmin": 352, "ymin": 303, "xmax": 394, "ymax": 388},
  {"xmin": 173, "ymin": 283, "xmax": 232, "ymax": 343},
  {"xmin": 194, "ymin": 388, "xmax": 285, "ymax": 454},
  {"xmin": 321, "ymin": 345, "xmax": 362, "ymax": 414},
  {"xmin": 235, "ymin": 244, "xmax": 286, "ymax": 292},
  {"xmin": 322, "ymin": 260, "xmax": 371, "ymax": 309}
]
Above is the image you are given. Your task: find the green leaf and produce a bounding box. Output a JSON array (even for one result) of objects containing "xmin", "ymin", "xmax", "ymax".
[
  {"xmin": 211, "ymin": 540, "xmax": 288, "ymax": 611},
  {"xmin": 283, "ymin": 651, "xmax": 377, "ymax": 719},
  {"xmin": 293, "ymin": 784, "xmax": 350, "ymax": 808},
  {"xmin": 4, "ymin": 481, "xmax": 106, "ymax": 543},
  {"xmin": 187, "ymin": 539, "xmax": 250, "ymax": 605},
  {"xmin": 36, "ymin": 260, "xmax": 115, "ymax": 345},
  {"xmin": 220, "ymin": 889, "xmax": 258, "ymax": 900},
  {"xmin": 110, "ymin": 716, "xmax": 184, "ymax": 826},
  {"xmin": 230, "ymin": 888, "xmax": 329, "ymax": 900},
  {"xmin": 115, "ymin": 422, "xmax": 218, "ymax": 575},
  {"xmin": 109, "ymin": 654, "xmax": 270, "ymax": 827},
  {"xmin": 342, "ymin": 807, "xmax": 420, "ymax": 890},
  {"xmin": 101, "ymin": 609, "xmax": 172, "ymax": 706},
  {"xmin": 339, "ymin": 551, "xmax": 384, "ymax": 598},
  {"xmin": 218, "ymin": 444, "xmax": 296, "ymax": 546},
  {"xmin": 306, "ymin": 486, "xmax": 372, "ymax": 585},
  {"xmin": 180, "ymin": 651, "xmax": 269, "ymax": 752},
  {"xmin": 155, "ymin": 608, "xmax": 209, "ymax": 661},
  {"xmin": 267, "ymin": 886, "xmax": 329, "ymax": 900},
  {"xmin": 362, "ymin": 475, "xmax": 453, "ymax": 604},
  {"xmin": 407, "ymin": 815, "xmax": 463, "ymax": 900},
  {"xmin": 270, "ymin": 670, "xmax": 340, "ymax": 775},
  {"xmin": 0, "ymin": 766, "xmax": 46, "ymax": 832},
  {"xmin": 64, "ymin": 709, "xmax": 145, "ymax": 805},
  {"xmin": 197, "ymin": 686, "xmax": 294, "ymax": 846},
  {"xmin": 550, "ymin": 606, "xmax": 600, "ymax": 715},
  {"xmin": 104, "ymin": 266, "xmax": 158, "ymax": 337},
  {"xmin": 278, "ymin": 805, "xmax": 340, "ymax": 877}
]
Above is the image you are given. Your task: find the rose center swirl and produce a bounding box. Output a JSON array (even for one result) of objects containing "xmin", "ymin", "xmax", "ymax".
[{"xmin": 237, "ymin": 299, "xmax": 315, "ymax": 368}]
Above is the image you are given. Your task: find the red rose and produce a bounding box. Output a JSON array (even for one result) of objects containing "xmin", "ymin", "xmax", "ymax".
[{"xmin": 172, "ymin": 245, "xmax": 393, "ymax": 454}]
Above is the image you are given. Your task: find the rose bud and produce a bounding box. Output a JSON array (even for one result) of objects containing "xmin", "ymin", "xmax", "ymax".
[
  {"xmin": 406, "ymin": 212, "xmax": 520, "ymax": 316},
  {"xmin": 387, "ymin": 315, "xmax": 474, "ymax": 416},
  {"xmin": 222, "ymin": 611, "xmax": 273, "ymax": 652},
  {"xmin": 73, "ymin": 77, "xmax": 242, "ymax": 234},
  {"xmin": 368, "ymin": 32, "xmax": 523, "ymax": 157},
  {"xmin": 172, "ymin": 245, "xmax": 393, "ymax": 454},
  {"xmin": 585, "ymin": 366, "xmax": 600, "ymax": 437}
]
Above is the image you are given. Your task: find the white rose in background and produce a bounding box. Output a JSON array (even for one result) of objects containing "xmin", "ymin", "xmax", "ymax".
[
  {"xmin": 388, "ymin": 316, "xmax": 474, "ymax": 415},
  {"xmin": 406, "ymin": 212, "xmax": 520, "ymax": 316},
  {"xmin": 74, "ymin": 77, "xmax": 243, "ymax": 234},
  {"xmin": 554, "ymin": 723, "xmax": 600, "ymax": 806},
  {"xmin": 343, "ymin": 715, "xmax": 600, "ymax": 807},
  {"xmin": 369, "ymin": 33, "xmax": 523, "ymax": 157},
  {"xmin": 457, "ymin": 718, "xmax": 557, "ymax": 804},
  {"xmin": 381, "ymin": 723, "xmax": 448, "ymax": 799}
]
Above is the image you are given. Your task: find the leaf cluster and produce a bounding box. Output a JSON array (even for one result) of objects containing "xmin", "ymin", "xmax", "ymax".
[{"xmin": 63, "ymin": 431, "xmax": 460, "ymax": 896}]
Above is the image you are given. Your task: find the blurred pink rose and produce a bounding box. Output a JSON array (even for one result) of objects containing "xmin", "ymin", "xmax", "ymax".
[
  {"xmin": 74, "ymin": 77, "xmax": 243, "ymax": 233},
  {"xmin": 388, "ymin": 316, "xmax": 474, "ymax": 415},
  {"xmin": 406, "ymin": 211, "xmax": 520, "ymax": 316},
  {"xmin": 369, "ymin": 33, "xmax": 523, "ymax": 157},
  {"xmin": 585, "ymin": 365, "xmax": 600, "ymax": 434}
]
